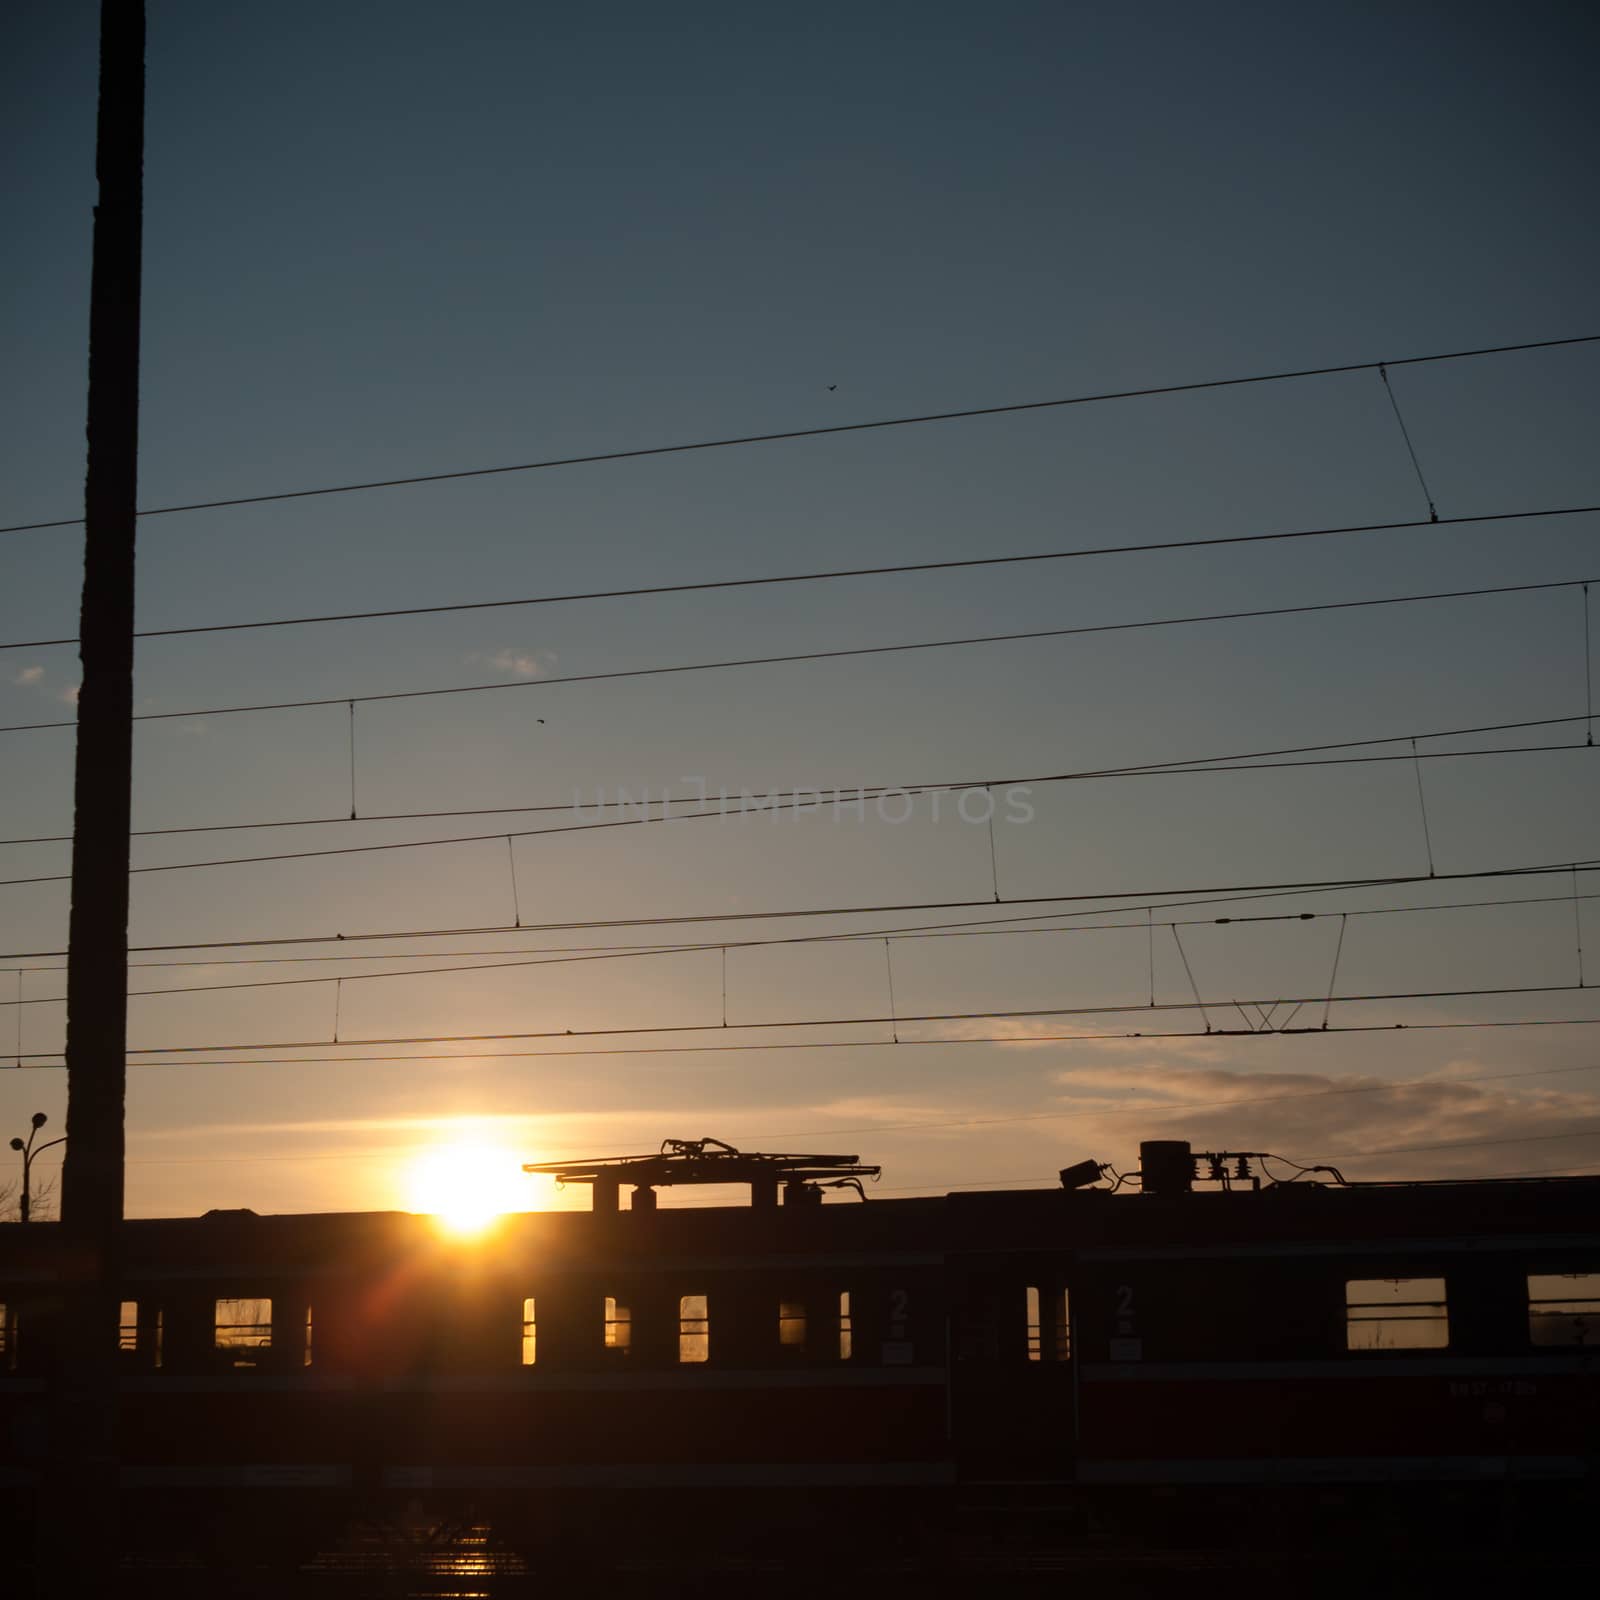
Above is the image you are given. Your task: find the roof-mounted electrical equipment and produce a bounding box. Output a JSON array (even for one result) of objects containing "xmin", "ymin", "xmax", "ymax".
[{"xmin": 522, "ymin": 1136, "xmax": 881, "ymax": 1213}]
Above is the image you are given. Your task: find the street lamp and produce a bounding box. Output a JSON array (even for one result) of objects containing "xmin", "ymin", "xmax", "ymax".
[{"xmin": 8, "ymin": 1112, "xmax": 66, "ymax": 1225}]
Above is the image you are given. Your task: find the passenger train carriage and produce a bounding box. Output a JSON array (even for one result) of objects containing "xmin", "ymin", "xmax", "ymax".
[{"xmin": 1, "ymin": 1136, "xmax": 1596, "ymax": 1571}]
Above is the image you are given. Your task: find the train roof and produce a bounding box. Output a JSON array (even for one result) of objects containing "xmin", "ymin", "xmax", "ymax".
[{"xmin": 3, "ymin": 1169, "xmax": 1596, "ymax": 1278}]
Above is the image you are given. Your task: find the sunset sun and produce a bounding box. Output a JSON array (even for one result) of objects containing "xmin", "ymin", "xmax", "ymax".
[{"xmin": 405, "ymin": 1141, "xmax": 526, "ymax": 1236}]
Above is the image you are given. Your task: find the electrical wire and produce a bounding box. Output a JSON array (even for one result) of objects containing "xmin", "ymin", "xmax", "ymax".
[
  {"xmin": 7, "ymin": 331, "xmax": 1592, "ymax": 1201},
  {"xmin": 5, "ymin": 502, "xmax": 1595, "ymax": 654},
  {"xmin": 4, "ymin": 883, "xmax": 1590, "ymax": 977},
  {"xmin": 1378, "ymin": 364, "xmax": 1441, "ymax": 523},
  {"xmin": 1468, "ymin": 1159, "xmax": 1600, "ymax": 1180},
  {"xmin": 4, "ymin": 573, "xmax": 1592, "ymax": 738},
  {"xmin": 2, "ymin": 854, "xmax": 1594, "ymax": 964},
  {"xmin": 1351, "ymin": 1126, "xmax": 1600, "ymax": 1160},
  {"xmin": 2, "ymin": 883, "xmax": 1583, "ymax": 971},
  {"xmin": 7, "ymin": 978, "xmax": 1596, "ymax": 1062},
  {"xmin": 4, "ymin": 332, "xmax": 1593, "ymax": 538},
  {"xmin": 0, "ymin": 709, "xmax": 1583, "ymax": 848},
  {"xmin": 0, "ymin": 715, "xmax": 1587, "ymax": 886},
  {"xmin": 5, "ymin": 883, "xmax": 1596, "ymax": 1009},
  {"xmin": 15, "ymin": 1011, "xmax": 1595, "ymax": 1071}
]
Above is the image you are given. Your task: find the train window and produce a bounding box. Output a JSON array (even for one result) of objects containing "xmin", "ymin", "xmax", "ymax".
[
  {"xmin": 679, "ymin": 1294, "xmax": 709, "ymax": 1363},
  {"xmin": 778, "ymin": 1299, "xmax": 806, "ymax": 1350},
  {"xmin": 838, "ymin": 1291, "xmax": 853, "ymax": 1361},
  {"xmin": 1527, "ymin": 1273, "xmax": 1599, "ymax": 1346},
  {"xmin": 118, "ymin": 1300, "xmax": 138, "ymax": 1352},
  {"xmin": 303, "ymin": 1307, "xmax": 314, "ymax": 1368},
  {"xmin": 1025, "ymin": 1286, "xmax": 1071, "ymax": 1360},
  {"xmin": 215, "ymin": 1297, "xmax": 273, "ymax": 1365},
  {"xmin": 1345, "ymin": 1278, "xmax": 1449, "ymax": 1350},
  {"xmin": 521, "ymin": 1297, "xmax": 537, "ymax": 1365},
  {"xmin": 604, "ymin": 1296, "xmax": 631, "ymax": 1353}
]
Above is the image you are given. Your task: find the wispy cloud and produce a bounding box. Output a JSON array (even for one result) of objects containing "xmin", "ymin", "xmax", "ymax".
[
  {"xmin": 469, "ymin": 646, "xmax": 557, "ymax": 680},
  {"xmin": 915, "ymin": 1015, "xmax": 1230, "ymax": 1062},
  {"xmin": 1045, "ymin": 1059, "xmax": 1600, "ymax": 1179},
  {"xmin": 3, "ymin": 664, "xmax": 77, "ymax": 709}
]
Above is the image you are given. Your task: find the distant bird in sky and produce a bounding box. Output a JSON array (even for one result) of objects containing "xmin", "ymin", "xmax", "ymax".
[{"xmin": 827, "ymin": 384, "xmax": 837, "ymax": 391}]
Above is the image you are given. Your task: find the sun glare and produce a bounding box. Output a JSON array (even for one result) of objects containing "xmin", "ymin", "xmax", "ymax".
[{"xmin": 406, "ymin": 1141, "xmax": 525, "ymax": 1236}]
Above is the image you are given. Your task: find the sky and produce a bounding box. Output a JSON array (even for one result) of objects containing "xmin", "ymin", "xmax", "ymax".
[{"xmin": 1, "ymin": 0, "xmax": 1597, "ymax": 1219}]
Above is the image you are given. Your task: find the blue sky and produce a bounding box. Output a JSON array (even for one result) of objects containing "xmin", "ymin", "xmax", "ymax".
[{"xmin": 2, "ymin": 0, "xmax": 1597, "ymax": 1217}]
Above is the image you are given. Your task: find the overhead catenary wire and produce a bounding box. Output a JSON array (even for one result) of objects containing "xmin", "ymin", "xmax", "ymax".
[
  {"xmin": 1585, "ymin": 582, "xmax": 1594, "ymax": 746},
  {"xmin": 4, "ymin": 501, "xmax": 1596, "ymax": 655},
  {"xmin": 3, "ymin": 332, "xmax": 1593, "ymax": 539},
  {"xmin": 1170, "ymin": 924, "xmax": 1210, "ymax": 1031},
  {"xmin": 505, "ymin": 836, "xmax": 523, "ymax": 928},
  {"xmin": 1321, "ymin": 915, "xmax": 1349, "ymax": 1030},
  {"xmin": 3, "ymin": 573, "xmax": 1594, "ymax": 738},
  {"xmin": 1, "ymin": 854, "xmax": 1595, "ymax": 965},
  {"xmin": 5, "ymin": 884, "xmax": 1597, "ymax": 990},
  {"xmin": 1575, "ymin": 866, "xmax": 1588, "ymax": 990},
  {"xmin": 883, "ymin": 938, "xmax": 899, "ymax": 1045},
  {"xmin": 346, "ymin": 702, "xmax": 358, "ymax": 819},
  {"xmin": 1343, "ymin": 1126, "xmax": 1600, "ymax": 1160},
  {"xmin": 1411, "ymin": 736, "xmax": 1437, "ymax": 876},
  {"xmin": 4, "ymin": 882, "xmax": 1598, "ymax": 1009},
  {"xmin": 984, "ymin": 789, "xmax": 1001, "ymax": 902},
  {"xmin": 0, "ymin": 712, "xmax": 1589, "ymax": 886},
  {"xmin": 1458, "ymin": 1159, "xmax": 1600, "ymax": 1180},
  {"xmin": 36, "ymin": 1011, "xmax": 1600, "ymax": 1072},
  {"xmin": 6, "ymin": 978, "xmax": 1597, "ymax": 1062},
  {"xmin": 0, "ymin": 708, "xmax": 1586, "ymax": 848},
  {"xmin": 3, "ymin": 328, "xmax": 1589, "ymax": 1202},
  {"xmin": 1377, "ymin": 363, "xmax": 1440, "ymax": 522}
]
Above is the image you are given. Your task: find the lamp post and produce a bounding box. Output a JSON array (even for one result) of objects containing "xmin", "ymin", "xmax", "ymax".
[{"xmin": 9, "ymin": 1113, "xmax": 67, "ymax": 1225}]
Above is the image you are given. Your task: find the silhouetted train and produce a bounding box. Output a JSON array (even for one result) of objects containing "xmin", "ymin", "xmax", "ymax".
[{"xmin": 2, "ymin": 1137, "xmax": 1596, "ymax": 1575}]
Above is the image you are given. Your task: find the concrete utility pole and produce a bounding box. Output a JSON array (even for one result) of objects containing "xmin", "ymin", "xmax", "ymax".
[
  {"xmin": 61, "ymin": 0, "xmax": 143, "ymax": 1260},
  {"xmin": 43, "ymin": 0, "xmax": 145, "ymax": 1582}
]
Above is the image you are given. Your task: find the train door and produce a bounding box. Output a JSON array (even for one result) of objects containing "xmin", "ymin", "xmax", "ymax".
[{"xmin": 949, "ymin": 1262, "xmax": 1077, "ymax": 1480}]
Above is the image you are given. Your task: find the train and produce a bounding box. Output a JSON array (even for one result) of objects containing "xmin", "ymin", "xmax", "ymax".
[{"xmin": 2, "ymin": 1135, "xmax": 1597, "ymax": 1587}]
